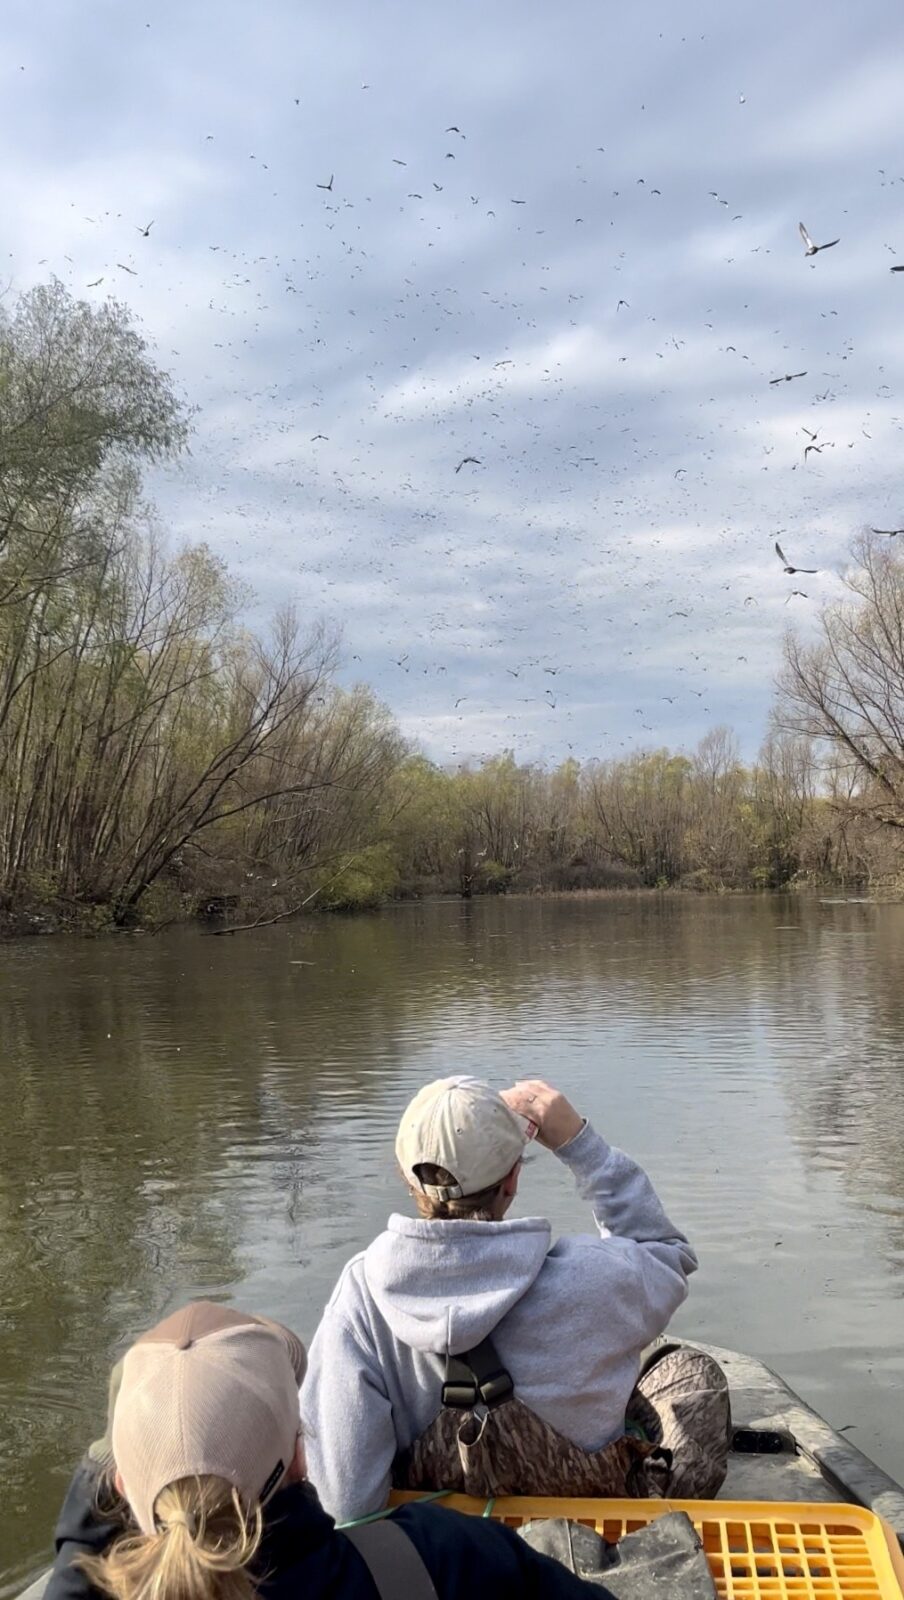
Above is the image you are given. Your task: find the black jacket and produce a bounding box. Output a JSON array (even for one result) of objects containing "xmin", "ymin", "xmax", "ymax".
[{"xmin": 47, "ymin": 1462, "xmax": 612, "ymax": 1600}]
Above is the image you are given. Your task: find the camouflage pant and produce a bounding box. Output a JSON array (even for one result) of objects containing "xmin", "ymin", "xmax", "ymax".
[
  {"xmin": 393, "ymin": 1345, "xmax": 730, "ymax": 1501},
  {"xmin": 626, "ymin": 1344, "xmax": 731, "ymax": 1498}
]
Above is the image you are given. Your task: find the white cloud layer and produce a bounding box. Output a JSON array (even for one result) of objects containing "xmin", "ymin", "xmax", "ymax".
[{"xmin": 2, "ymin": 0, "xmax": 903, "ymax": 763}]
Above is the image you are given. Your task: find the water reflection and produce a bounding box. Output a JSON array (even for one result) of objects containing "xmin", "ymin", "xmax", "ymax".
[{"xmin": 2, "ymin": 895, "xmax": 904, "ymax": 1591}]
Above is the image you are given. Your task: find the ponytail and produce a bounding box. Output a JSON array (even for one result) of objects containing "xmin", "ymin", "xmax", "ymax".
[{"xmin": 77, "ymin": 1476, "xmax": 263, "ymax": 1600}]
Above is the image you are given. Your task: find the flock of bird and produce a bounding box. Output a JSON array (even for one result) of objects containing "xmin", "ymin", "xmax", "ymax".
[{"xmin": 13, "ymin": 18, "xmax": 904, "ymax": 762}]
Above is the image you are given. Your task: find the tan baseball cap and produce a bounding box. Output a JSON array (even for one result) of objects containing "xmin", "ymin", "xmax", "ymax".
[
  {"xmin": 111, "ymin": 1301, "xmax": 306, "ymax": 1535},
  {"xmin": 396, "ymin": 1075, "xmax": 532, "ymax": 1200}
]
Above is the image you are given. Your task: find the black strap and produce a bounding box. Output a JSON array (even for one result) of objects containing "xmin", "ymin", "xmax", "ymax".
[
  {"xmin": 441, "ymin": 1335, "xmax": 514, "ymax": 1410},
  {"xmin": 343, "ymin": 1519, "xmax": 440, "ymax": 1600}
]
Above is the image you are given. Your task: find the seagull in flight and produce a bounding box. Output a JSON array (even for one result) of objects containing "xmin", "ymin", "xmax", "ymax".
[
  {"xmin": 785, "ymin": 590, "xmax": 809, "ymax": 603},
  {"xmin": 799, "ymin": 222, "xmax": 839, "ymax": 256},
  {"xmin": 775, "ymin": 540, "xmax": 818, "ymax": 574},
  {"xmin": 455, "ymin": 456, "xmax": 481, "ymax": 473},
  {"xmin": 316, "ymin": 174, "xmax": 334, "ymax": 191},
  {"xmin": 116, "ymin": 262, "xmax": 137, "ymax": 275},
  {"xmin": 769, "ymin": 371, "xmax": 807, "ymax": 384},
  {"xmin": 135, "ymin": 221, "xmax": 154, "ymax": 237},
  {"xmin": 870, "ymin": 526, "xmax": 904, "ymax": 536}
]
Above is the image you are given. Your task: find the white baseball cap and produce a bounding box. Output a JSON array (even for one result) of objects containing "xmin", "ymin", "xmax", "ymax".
[
  {"xmin": 111, "ymin": 1302, "xmax": 306, "ymax": 1535},
  {"xmin": 396, "ymin": 1075, "xmax": 532, "ymax": 1200}
]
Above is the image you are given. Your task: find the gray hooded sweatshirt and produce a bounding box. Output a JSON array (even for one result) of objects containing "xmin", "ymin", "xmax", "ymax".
[{"xmin": 300, "ymin": 1122, "xmax": 696, "ymax": 1522}]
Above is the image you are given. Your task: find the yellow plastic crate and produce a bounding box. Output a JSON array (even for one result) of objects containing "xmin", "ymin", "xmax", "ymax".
[{"xmin": 390, "ymin": 1494, "xmax": 904, "ymax": 1600}]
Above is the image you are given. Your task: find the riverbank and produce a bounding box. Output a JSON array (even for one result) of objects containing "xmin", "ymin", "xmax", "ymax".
[{"xmin": 2, "ymin": 870, "xmax": 898, "ymax": 941}]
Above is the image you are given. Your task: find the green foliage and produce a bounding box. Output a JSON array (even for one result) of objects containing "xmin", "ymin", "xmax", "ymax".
[
  {"xmin": 477, "ymin": 858, "xmax": 515, "ymax": 893},
  {"xmin": 319, "ymin": 845, "xmax": 400, "ymax": 911},
  {"xmin": 0, "ymin": 284, "xmax": 406, "ymax": 931}
]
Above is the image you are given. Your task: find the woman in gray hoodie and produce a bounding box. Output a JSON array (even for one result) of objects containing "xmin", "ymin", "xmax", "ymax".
[{"xmin": 300, "ymin": 1077, "xmax": 729, "ymax": 1524}]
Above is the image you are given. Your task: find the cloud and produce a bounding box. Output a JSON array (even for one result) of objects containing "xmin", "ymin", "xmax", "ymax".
[{"xmin": 2, "ymin": 0, "xmax": 902, "ymax": 765}]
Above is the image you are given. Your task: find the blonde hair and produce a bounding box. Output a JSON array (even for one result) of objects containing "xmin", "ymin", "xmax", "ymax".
[
  {"xmin": 412, "ymin": 1163, "xmax": 504, "ymax": 1222},
  {"xmin": 78, "ymin": 1475, "xmax": 263, "ymax": 1600}
]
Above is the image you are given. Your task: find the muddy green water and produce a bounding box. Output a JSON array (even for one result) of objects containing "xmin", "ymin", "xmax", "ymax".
[{"xmin": 3, "ymin": 894, "xmax": 904, "ymax": 1592}]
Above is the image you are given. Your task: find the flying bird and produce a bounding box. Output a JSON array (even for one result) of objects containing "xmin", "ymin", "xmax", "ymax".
[
  {"xmin": 799, "ymin": 222, "xmax": 839, "ymax": 256},
  {"xmin": 870, "ymin": 527, "xmax": 904, "ymax": 536},
  {"xmin": 116, "ymin": 263, "xmax": 137, "ymax": 275},
  {"xmin": 804, "ymin": 444, "xmax": 823, "ymax": 460},
  {"xmin": 769, "ymin": 371, "xmax": 807, "ymax": 384},
  {"xmin": 86, "ymin": 277, "xmax": 104, "ymax": 287},
  {"xmin": 310, "ymin": 434, "xmax": 329, "ymax": 442},
  {"xmin": 135, "ymin": 221, "xmax": 154, "ymax": 237},
  {"xmin": 785, "ymin": 590, "xmax": 809, "ymax": 603},
  {"xmin": 890, "ymin": 265, "xmax": 904, "ymax": 273},
  {"xmin": 775, "ymin": 541, "xmax": 818, "ymax": 574},
  {"xmin": 455, "ymin": 456, "xmax": 481, "ymax": 473},
  {"xmin": 445, "ymin": 126, "xmax": 461, "ymax": 133},
  {"xmin": 316, "ymin": 175, "xmax": 334, "ymax": 191}
]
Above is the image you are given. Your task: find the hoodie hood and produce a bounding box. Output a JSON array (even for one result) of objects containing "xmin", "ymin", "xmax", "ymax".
[{"xmin": 363, "ymin": 1214, "xmax": 552, "ymax": 1354}]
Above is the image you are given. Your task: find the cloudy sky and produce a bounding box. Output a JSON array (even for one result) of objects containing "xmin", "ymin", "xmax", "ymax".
[{"xmin": 4, "ymin": 0, "xmax": 904, "ymax": 763}]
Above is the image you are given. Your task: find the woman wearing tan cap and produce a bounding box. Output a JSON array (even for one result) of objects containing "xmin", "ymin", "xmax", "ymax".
[
  {"xmin": 301, "ymin": 1077, "xmax": 728, "ymax": 1522},
  {"xmin": 44, "ymin": 1300, "xmax": 615, "ymax": 1600}
]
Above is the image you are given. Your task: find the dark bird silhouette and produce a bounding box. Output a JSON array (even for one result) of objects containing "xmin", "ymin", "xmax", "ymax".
[
  {"xmin": 870, "ymin": 527, "xmax": 904, "ymax": 536},
  {"xmin": 316, "ymin": 175, "xmax": 334, "ymax": 191},
  {"xmin": 891, "ymin": 265, "xmax": 904, "ymax": 273},
  {"xmin": 616, "ymin": 299, "xmax": 630, "ymax": 311},
  {"xmin": 804, "ymin": 444, "xmax": 823, "ymax": 460},
  {"xmin": 775, "ymin": 540, "xmax": 818, "ymax": 574},
  {"xmin": 310, "ymin": 434, "xmax": 329, "ymax": 442},
  {"xmin": 136, "ymin": 221, "xmax": 154, "ymax": 236},
  {"xmin": 799, "ymin": 222, "xmax": 839, "ymax": 256},
  {"xmin": 445, "ymin": 126, "xmax": 461, "ymax": 133},
  {"xmin": 785, "ymin": 590, "xmax": 809, "ymax": 602},
  {"xmin": 455, "ymin": 456, "xmax": 481, "ymax": 473},
  {"xmin": 86, "ymin": 277, "xmax": 104, "ymax": 287},
  {"xmin": 392, "ymin": 158, "xmax": 407, "ymax": 165},
  {"xmin": 769, "ymin": 371, "xmax": 807, "ymax": 384},
  {"xmin": 510, "ymin": 198, "xmax": 526, "ymax": 205},
  {"xmin": 116, "ymin": 263, "xmax": 137, "ymax": 275}
]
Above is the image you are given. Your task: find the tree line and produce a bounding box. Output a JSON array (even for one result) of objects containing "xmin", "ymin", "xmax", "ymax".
[{"xmin": 0, "ymin": 282, "xmax": 902, "ymax": 931}]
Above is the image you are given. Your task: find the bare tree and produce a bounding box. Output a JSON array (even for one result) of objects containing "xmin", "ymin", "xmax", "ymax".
[{"xmin": 777, "ymin": 533, "xmax": 904, "ymax": 831}]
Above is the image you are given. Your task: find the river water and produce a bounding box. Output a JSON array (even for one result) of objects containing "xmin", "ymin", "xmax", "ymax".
[{"xmin": 2, "ymin": 893, "xmax": 904, "ymax": 1591}]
